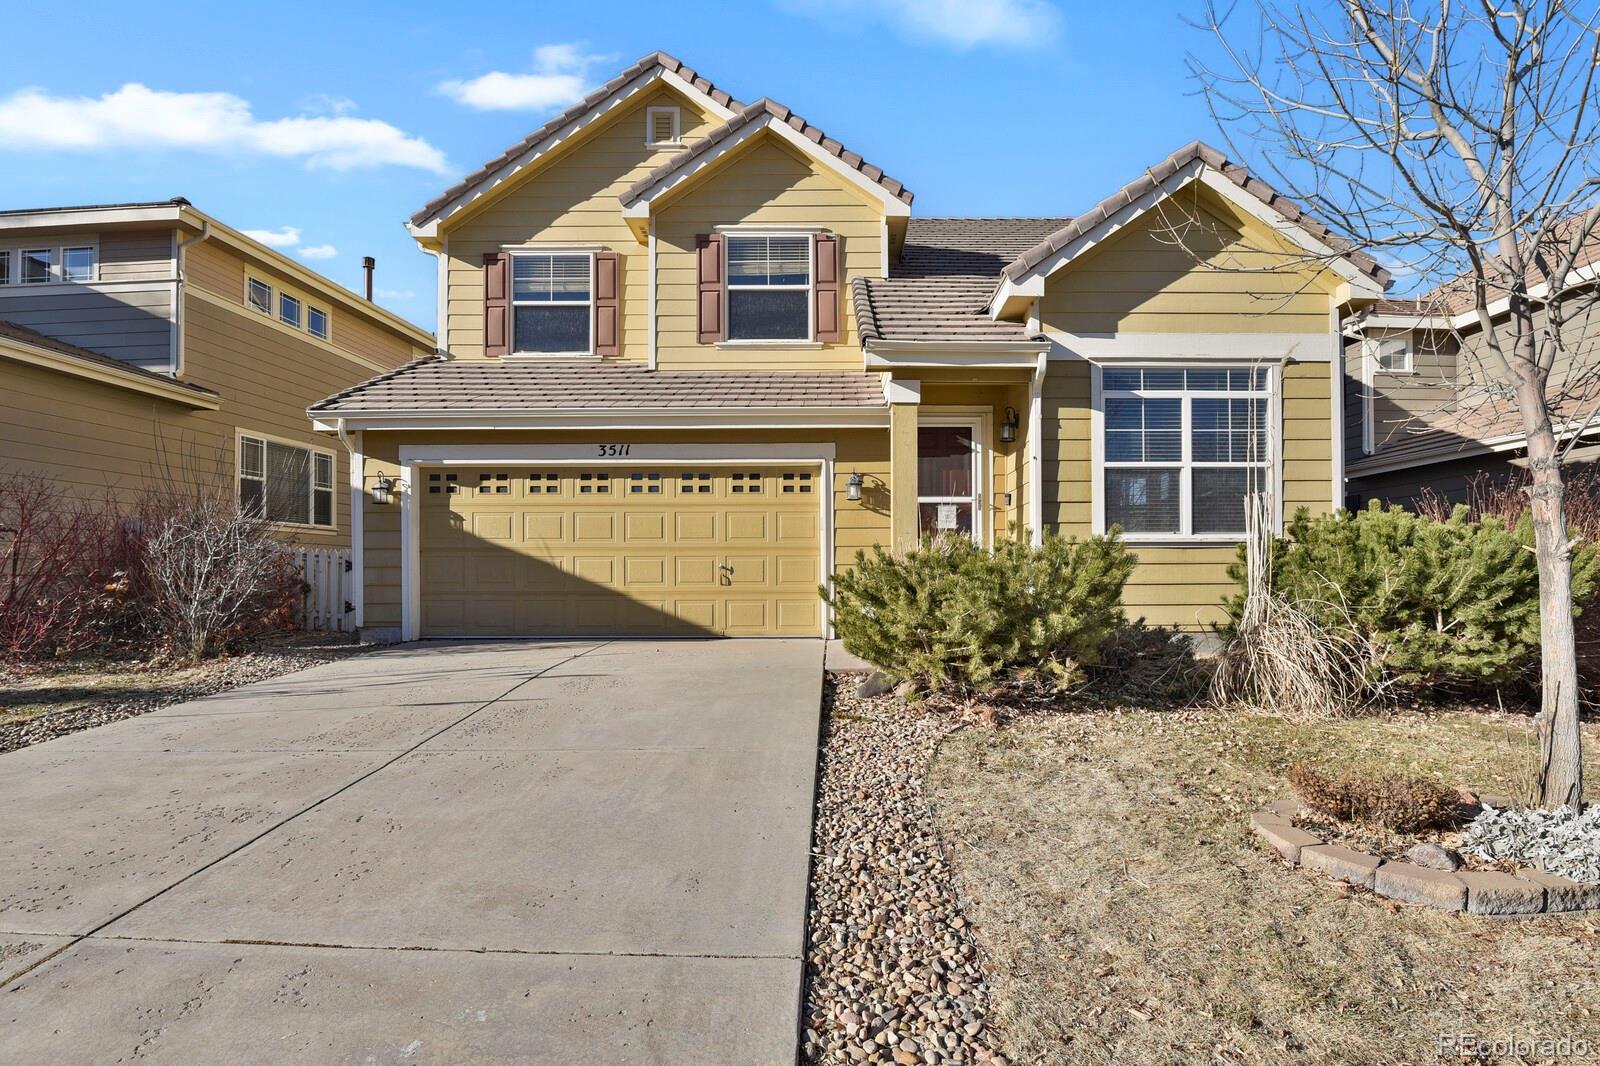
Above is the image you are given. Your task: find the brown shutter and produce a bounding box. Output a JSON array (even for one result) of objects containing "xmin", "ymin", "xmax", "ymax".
[
  {"xmin": 482, "ymin": 251, "xmax": 509, "ymax": 357},
  {"xmin": 696, "ymin": 233, "xmax": 725, "ymax": 344},
  {"xmin": 593, "ymin": 252, "xmax": 621, "ymax": 356},
  {"xmin": 813, "ymin": 233, "xmax": 840, "ymax": 343}
]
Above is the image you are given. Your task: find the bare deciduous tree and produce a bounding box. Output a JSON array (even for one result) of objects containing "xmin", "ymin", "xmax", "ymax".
[{"xmin": 1190, "ymin": 0, "xmax": 1600, "ymax": 808}]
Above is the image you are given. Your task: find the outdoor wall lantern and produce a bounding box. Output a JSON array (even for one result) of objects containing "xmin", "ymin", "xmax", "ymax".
[
  {"xmin": 846, "ymin": 471, "xmax": 864, "ymax": 502},
  {"xmin": 371, "ymin": 472, "xmax": 400, "ymax": 506},
  {"xmin": 999, "ymin": 407, "xmax": 1020, "ymax": 444}
]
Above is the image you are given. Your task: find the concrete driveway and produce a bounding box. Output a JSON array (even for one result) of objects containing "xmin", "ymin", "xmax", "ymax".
[{"xmin": 0, "ymin": 639, "xmax": 823, "ymax": 1064}]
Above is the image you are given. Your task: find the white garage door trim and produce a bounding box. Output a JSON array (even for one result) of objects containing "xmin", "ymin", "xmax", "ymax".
[{"xmin": 398, "ymin": 443, "xmax": 838, "ymax": 641}]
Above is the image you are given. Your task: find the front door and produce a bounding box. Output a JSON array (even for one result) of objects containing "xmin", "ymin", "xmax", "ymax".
[{"xmin": 916, "ymin": 424, "xmax": 982, "ymax": 541}]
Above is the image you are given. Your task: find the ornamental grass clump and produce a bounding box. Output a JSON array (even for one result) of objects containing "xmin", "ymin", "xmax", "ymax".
[{"xmin": 824, "ymin": 530, "xmax": 1135, "ymax": 694}]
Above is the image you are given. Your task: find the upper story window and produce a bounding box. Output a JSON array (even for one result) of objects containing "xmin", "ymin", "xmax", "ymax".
[
  {"xmin": 1368, "ymin": 335, "xmax": 1413, "ymax": 374},
  {"xmin": 239, "ymin": 433, "xmax": 335, "ymax": 529},
  {"xmin": 0, "ymin": 251, "xmax": 9, "ymax": 285},
  {"xmin": 248, "ymin": 277, "xmax": 272, "ymax": 314},
  {"xmin": 1100, "ymin": 366, "xmax": 1270, "ymax": 538},
  {"xmin": 61, "ymin": 246, "xmax": 96, "ymax": 282},
  {"xmin": 20, "ymin": 249, "xmax": 52, "ymax": 284},
  {"xmin": 279, "ymin": 292, "xmax": 302, "ymax": 329},
  {"xmin": 307, "ymin": 306, "xmax": 329, "ymax": 340},
  {"xmin": 646, "ymin": 106, "xmax": 681, "ymax": 147},
  {"xmin": 726, "ymin": 234, "xmax": 811, "ymax": 341},
  {"xmin": 511, "ymin": 252, "xmax": 592, "ymax": 355}
]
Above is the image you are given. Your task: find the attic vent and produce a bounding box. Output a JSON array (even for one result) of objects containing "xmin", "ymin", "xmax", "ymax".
[{"xmin": 646, "ymin": 106, "xmax": 681, "ymax": 147}]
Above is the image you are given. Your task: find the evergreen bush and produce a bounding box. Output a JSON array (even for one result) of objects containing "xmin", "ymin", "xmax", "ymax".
[
  {"xmin": 1230, "ymin": 502, "xmax": 1598, "ymax": 687},
  {"xmin": 824, "ymin": 530, "xmax": 1135, "ymax": 693}
]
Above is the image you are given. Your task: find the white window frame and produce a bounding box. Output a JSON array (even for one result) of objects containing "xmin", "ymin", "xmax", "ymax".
[
  {"xmin": 1367, "ymin": 334, "xmax": 1413, "ymax": 375},
  {"xmin": 278, "ymin": 291, "xmax": 302, "ymax": 329},
  {"xmin": 247, "ymin": 276, "xmax": 272, "ymax": 314},
  {"xmin": 508, "ymin": 250, "xmax": 594, "ymax": 357},
  {"xmin": 61, "ymin": 245, "xmax": 96, "ymax": 283},
  {"xmin": 19, "ymin": 248, "xmax": 53, "ymax": 284},
  {"xmin": 1091, "ymin": 364, "xmax": 1277, "ymax": 542},
  {"xmin": 307, "ymin": 305, "xmax": 330, "ymax": 340},
  {"xmin": 723, "ymin": 231, "xmax": 814, "ymax": 344},
  {"xmin": 237, "ymin": 429, "xmax": 337, "ymax": 532},
  {"xmin": 0, "ymin": 249, "xmax": 9, "ymax": 286},
  {"xmin": 645, "ymin": 105, "xmax": 682, "ymax": 147}
]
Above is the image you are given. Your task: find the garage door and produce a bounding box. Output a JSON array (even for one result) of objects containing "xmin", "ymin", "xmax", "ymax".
[{"xmin": 420, "ymin": 465, "xmax": 824, "ymax": 637}]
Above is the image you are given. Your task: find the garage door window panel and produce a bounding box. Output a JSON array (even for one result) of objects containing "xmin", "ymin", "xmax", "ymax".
[{"xmin": 512, "ymin": 253, "xmax": 592, "ymax": 355}]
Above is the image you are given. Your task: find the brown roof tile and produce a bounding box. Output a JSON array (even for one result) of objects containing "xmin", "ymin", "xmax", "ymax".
[
  {"xmin": 620, "ymin": 98, "xmax": 913, "ymax": 209},
  {"xmin": 0, "ymin": 320, "xmax": 218, "ymax": 397},
  {"xmin": 411, "ymin": 52, "xmax": 741, "ymax": 228},
  {"xmin": 996, "ymin": 141, "xmax": 1390, "ymax": 293},
  {"xmin": 310, "ymin": 359, "xmax": 886, "ymax": 415},
  {"xmin": 853, "ymin": 217, "xmax": 1069, "ymax": 344}
]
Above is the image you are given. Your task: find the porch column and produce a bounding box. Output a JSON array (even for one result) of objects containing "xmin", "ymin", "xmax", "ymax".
[{"xmin": 888, "ymin": 378, "xmax": 921, "ymax": 553}]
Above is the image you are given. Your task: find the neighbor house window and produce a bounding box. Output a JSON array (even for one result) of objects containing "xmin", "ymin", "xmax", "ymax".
[
  {"xmin": 1369, "ymin": 335, "xmax": 1413, "ymax": 373},
  {"xmin": 248, "ymin": 277, "xmax": 272, "ymax": 314},
  {"xmin": 0, "ymin": 251, "xmax": 9, "ymax": 285},
  {"xmin": 307, "ymin": 306, "xmax": 329, "ymax": 340},
  {"xmin": 1100, "ymin": 366, "xmax": 1270, "ymax": 537},
  {"xmin": 279, "ymin": 293, "xmax": 301, "ymax": 329},
  {"xmin": 511, "ymin": 252, "xmax": 592, "ymax": 354},
  {"xmin": 20, "ymin": 249, "xmax": 51, "ymax": 284},
  {"xmin": 239, "ymin": 433, "xmax": 335, "ymax": 528},
  {"xmin": 726, "ymin": 234, "xmax": 811, "ymax": 341},
  {"xmin": 61, "ymin": 246, "xmax": 95, "ymax": 282}
]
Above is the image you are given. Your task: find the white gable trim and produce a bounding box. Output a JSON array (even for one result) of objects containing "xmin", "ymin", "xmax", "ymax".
[
  {"xmin": 989, "ymin": 161, "xmax": 1384, "ymax": 318},
  {"xmin": 408, "ymin": 67, "xmax": 738, "ymax": 237},
  {"xmin": 621, "ymin": 114, "xmax": 911, "ymax": 220}
]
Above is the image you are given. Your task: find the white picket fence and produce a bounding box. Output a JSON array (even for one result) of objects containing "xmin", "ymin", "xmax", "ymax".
[{"xmin": 292, "ymin": 547, "xmax": 353, "ymax": 632}]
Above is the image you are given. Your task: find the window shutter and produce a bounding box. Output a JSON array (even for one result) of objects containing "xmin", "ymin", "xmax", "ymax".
[
  {"xmin": 483, "ymin": 251, "xmax": 509, "ymax": 357},
  {"xmin": 696, "ymin": 233, "xmax": 725, "ymax": 344},
  {"xmin": 813, "ymin": 233, "xmax": 841, "ymax": 343},
  {"xmin": 594, "ymin": 251, "xmax": 621, "ymax": 357}
]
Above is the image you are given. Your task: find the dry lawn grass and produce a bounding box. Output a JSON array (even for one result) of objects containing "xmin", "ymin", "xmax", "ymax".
[{"xmin": 926, "ymin": 707, "xmax": 1600, "ymax": 1064}]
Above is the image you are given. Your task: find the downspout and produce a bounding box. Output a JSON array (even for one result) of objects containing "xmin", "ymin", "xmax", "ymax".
[
  {"xmin": 172, "ymin": 219, "xmax": 211, "ymax": 377},
  {"xmin": 333, "ymin": 417, "xmax": 365, "ymax": 631}
]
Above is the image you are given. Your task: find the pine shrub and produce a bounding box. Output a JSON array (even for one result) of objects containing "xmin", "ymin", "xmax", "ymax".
[
  {"xmin": 1229, "ymin": 502, "xmax": 1598, "ymax": 688},
  {"xmin": 1287, "ymin": 761, "xmax": 1461, "ymax": 833},
  {"xmin": 825, "ymin": 531, "xmax": 1135, "ymax": 693}
]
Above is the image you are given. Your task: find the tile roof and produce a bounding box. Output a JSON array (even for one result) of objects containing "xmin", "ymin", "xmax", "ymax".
[
  {"xmin": 310, "ymin": 359, "xmax": 886, "ymax": 415},
  {"xmin": 0, "ymin": 320, "xmax": 218, "ymax": 397},
  {"xmin": 853, "ymin": 217, "xmax": 1068, "ymax": 344},
  {"xmin": 410, "ymin": 52, "xmax": 741, "ymax": 228},
  {"xmin": 997, "ymin": 140, "xmax": 1390, "ymax": 291},
  {"xmin": 620, "ymin": 98, "xmax": 913, "ymax": 209}
]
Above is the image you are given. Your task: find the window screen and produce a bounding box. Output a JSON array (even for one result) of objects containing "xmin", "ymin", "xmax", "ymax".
[{"xmin": 512, "ymin": 253, "xmax": 592, "ymax": 354}]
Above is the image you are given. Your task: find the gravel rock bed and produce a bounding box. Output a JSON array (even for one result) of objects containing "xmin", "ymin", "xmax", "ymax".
[
  {"xmin": 1464, "ymin": 804, "xmax": 1600, "ymax": 884},
  {"xmin": 804, "ymin": 673, "xmax": 1008, "ymax": 1066},
  {"xmin": 0, "ymin": 638, "xmax": 375, "ymax": 755}
]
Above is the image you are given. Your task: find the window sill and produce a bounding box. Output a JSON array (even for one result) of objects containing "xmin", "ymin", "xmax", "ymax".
[
  {"xmin": 1110, "ymin": 534, "xmax": 1252, "ymax": 547},
  {"xmin": 713, "ymin": 340, "xmax": 823, "ymax": 349},
  {"xmin": 267, "ymin": 522, "xmax": 339, "ymax": 536},
  {"xmin": 503, "ymin": 352, "xmax": 599, "ymax": 360}
]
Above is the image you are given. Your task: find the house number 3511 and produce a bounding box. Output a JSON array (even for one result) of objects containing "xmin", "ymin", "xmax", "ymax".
[{"xmin": 596, "ymin": 444, "xmax": 632, "ymax": 457}]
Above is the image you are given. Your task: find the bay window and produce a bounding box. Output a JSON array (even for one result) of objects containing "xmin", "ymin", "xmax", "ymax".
[
  {"xmin": 512, "ymin": 252, "xmax": 592, "ymax": 354},
  {"xmin": 726, "ymin": 234, "xmax": 811, "ymax": 341},
  {"xmin": 1100, "ymin": 366, "xmax": 1270, "ymax": 537},
  {"xmin": 239, "ymin": 433, "xmax": 335, "ymax": 528}
]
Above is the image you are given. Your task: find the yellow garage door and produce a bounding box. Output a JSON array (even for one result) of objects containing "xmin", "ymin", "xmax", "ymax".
[{"xmin": 420, "ymin": 465, "xmax": 824, "ymax": 637}]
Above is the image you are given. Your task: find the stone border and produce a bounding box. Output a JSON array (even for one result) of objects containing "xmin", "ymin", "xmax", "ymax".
[{"xmin": 1251, "ymin": 800, "xmax": 1600, "ymax": 916}]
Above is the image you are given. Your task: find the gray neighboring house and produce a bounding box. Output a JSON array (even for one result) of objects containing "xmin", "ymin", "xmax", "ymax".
[{"xmin": 1342, "ymin": 276, "xmax": 1600, "ymax": 509}]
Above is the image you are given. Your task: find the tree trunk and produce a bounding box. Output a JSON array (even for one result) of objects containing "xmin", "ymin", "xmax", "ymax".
[{"xmin": 1523, "ymin": 410, "xmax": 1585, "ymax": 809}]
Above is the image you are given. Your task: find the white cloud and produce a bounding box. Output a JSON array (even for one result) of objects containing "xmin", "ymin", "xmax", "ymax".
[
  {"xmin": 242, "ymin": 226, "xmax": 301, "ymax": 248},
  {"xmin": 298, "ymin": 244, "xmax": 337, "ymax": 260},
  {"xmin": 376, "ymin": 288, "xmax": 416, "ymax": 302},
  {"xmin": 438, "ymin": 43, "xmax": 605, "ymax": 111},
  {"xmin": 784, "ymin": 0, "xmax": 1060, "ymax": 49},
  {"xmin": 0, "ymin": 83, "xmax": 449, "ymax": 173}
]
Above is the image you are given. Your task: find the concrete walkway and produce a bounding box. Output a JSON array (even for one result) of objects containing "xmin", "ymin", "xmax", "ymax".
[{"xmin": 0, "ymin": 639, "xmax": 823, "ymax": 1064}]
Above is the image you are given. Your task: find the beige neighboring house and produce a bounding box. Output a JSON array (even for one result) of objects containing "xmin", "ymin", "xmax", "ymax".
[
  {"xmin": 1343, "ymin": 256, "xmax": 1600, "ymax": 508},
  {"xmin": 311, "ymin": 51, "xmax": 1390, "ymax": 643},
  {"xmin": 0, "ymin": 200, "xmax": 435, "ymax": 551}
]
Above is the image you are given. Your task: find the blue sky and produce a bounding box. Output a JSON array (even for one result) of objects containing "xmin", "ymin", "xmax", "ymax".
[{"xmin": 2, "ymin": 0, "xmax": 1230, "ymax": 332}]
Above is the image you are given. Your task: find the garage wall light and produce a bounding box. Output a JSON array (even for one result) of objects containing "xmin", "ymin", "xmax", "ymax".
[
  {"xmin": 371, "ymin": 472, "xmax": 400, "ymax": 506},
  {"xmin": 846, "ymin": 471, "xmax": 864, "ymax": 502}
]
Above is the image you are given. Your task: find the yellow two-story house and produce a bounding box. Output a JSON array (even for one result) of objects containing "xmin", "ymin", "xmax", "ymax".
[{"xmin": 311, "ymin": 52, "xmax": 1389, "ymax": 642}]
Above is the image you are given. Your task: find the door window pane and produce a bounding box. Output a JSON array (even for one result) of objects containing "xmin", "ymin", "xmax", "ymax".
[
  {"xmin": 917, "ymin": 426, "xmax": 973, "ymax": 496},
  {"xmin": 918, "ymin": 502, "xmax": 973, "ymax": 537}
]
